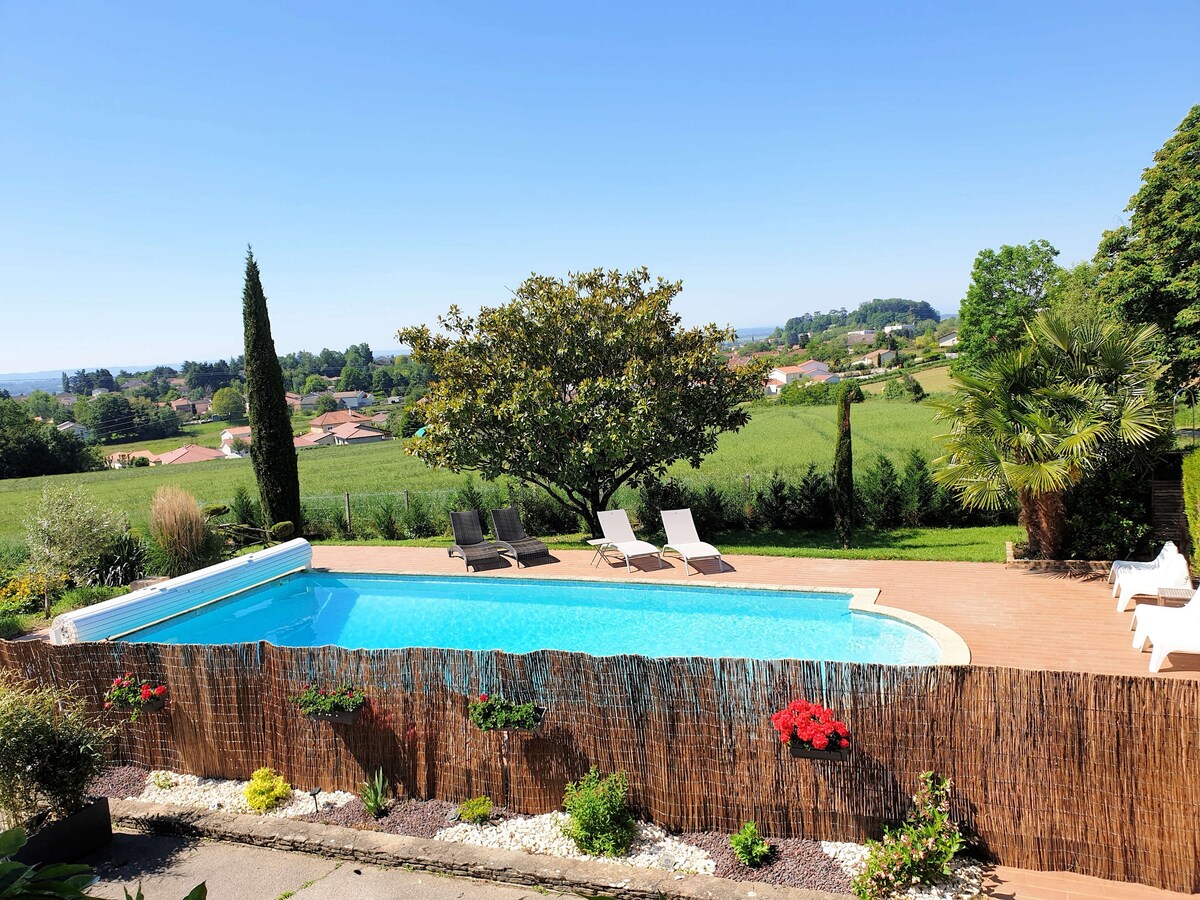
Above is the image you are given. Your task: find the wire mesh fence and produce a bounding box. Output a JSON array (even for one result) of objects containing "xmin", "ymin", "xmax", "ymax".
[{"xmin": 2, "ymin": 639, "xmax": 1197, "ymax": 891}]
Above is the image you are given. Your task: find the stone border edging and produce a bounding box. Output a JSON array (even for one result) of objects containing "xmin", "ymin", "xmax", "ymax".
[
  {"xmin": 1003, "ymin": 542, "xmax": 1111, "ymax": 574},
  {"xmin": 109, "ymin": 799, "xmax": 850, "ymax": 900}
]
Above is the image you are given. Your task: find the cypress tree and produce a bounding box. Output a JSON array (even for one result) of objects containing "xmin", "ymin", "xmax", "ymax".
[
  {"xmin": 832, "ymin": 383, "xmax": 854, "ymax": 549},
  {"xmin": 241, "ymin": 248, "xmax": 302, "ymax": 529}
]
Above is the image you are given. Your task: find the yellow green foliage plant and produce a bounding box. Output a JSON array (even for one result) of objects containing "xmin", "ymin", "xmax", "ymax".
[{"xmin": 245, "ymin": 767, "xmax": 291, "ymax": 812}]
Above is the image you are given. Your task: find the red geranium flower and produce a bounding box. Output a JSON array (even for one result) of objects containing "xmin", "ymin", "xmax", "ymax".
[{"xmin": 154, "ymin": 685, "xmax": 167, "ymax": 696}]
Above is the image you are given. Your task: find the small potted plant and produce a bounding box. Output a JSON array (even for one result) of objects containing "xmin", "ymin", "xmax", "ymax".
[
  {"xmin": 104, "ymin": 673, "xmax": 168, "ymax": 721},
  {"xmin": 289, "ymin": 684, "xmax": 366, "ymax": 724},
  {"xmin": 468, "ymin": 692, "xmax": 543, "ymax": 735},
  {"xmin": 770, "ymin": 698, "xmax": 851, "ymax": 760}
]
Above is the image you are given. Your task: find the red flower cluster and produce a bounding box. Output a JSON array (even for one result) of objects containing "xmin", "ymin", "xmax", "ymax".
[
  {"xmin": 769, "ymin": 699, "xmax": 850, "ymax": 751},
  {"xmin": 103, "ymin": 672, "xmax": 168, "ymax": 720}
]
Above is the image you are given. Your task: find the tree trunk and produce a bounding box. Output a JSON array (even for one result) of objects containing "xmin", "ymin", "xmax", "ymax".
[{"xmin": 1020, "ymin": 489, "xmax": 1066, "ymax": 559}]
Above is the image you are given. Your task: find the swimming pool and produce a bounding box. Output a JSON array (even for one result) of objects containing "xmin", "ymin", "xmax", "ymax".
[{"xmin": 120, "ymin": 571, "xmax": 943, "ymax": 664}]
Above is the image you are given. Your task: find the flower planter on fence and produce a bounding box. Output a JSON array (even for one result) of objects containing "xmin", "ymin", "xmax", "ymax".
[
  {"xmin": 14, "ymin": 797, "xmax": 112, "ymax": 865},
  {"xmin": 304, "ymin": 708, "xmax": 361, "ymax": 725},
  {"xmin": 788, "ymin": 740, "xmax": 849, "ymax": 761},
  {"xmin": 141, "ymin": 697, "xmax": 167, "ymax": 714}
]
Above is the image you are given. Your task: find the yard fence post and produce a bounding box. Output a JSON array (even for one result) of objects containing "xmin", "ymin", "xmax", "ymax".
[
  {"xmin": 403, "ymin": 490, "xmax": 410, "ymax": 510},
  {"xmin": 744, "ymin": 473, "xmax": 751, "ymax": 491},
  {"xmin": 343, "ymin": 492, "xmax": 352, "ymax": 533}
]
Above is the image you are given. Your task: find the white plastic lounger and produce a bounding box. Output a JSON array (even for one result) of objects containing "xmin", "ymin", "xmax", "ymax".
[
  {"xmin": 1131, "ymin": 586, "xmax": 1200, "ymax": 673},
  {"xmin": 1115, "ymin": 553, "xmax": 1192, "ymax": 612},
  {"xmin": 595, "ymin": 509, "xmax": 664, "ymax": 573},
  {"xmin": 660, "ymin": 508, "xmax": 727, "ymax": 575},
  {"xmin": 1110, "ymin": 541, "xmax": 1178, "ymax": 596}
]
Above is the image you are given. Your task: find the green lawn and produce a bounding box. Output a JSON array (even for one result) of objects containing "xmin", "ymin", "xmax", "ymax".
[
  {"xmin": 861, "ymin": 364, "xmax": 955, "ymax": 395},
  {"xmin": 0, "ymin": 400, "xmax": 987, "ymax": 556}
]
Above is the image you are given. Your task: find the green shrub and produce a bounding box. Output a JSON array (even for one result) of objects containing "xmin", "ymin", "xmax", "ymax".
[
  {"xmin": 366, "ymin": 497, "xmax": 403, "ymax": 540},
  {"xmin": 0, "ymin": 543, "xmax": 29, "ymax": 582},
  {"xmin": 87, "ymin": 532, "xmax": 146, "ymax": 587},
  {"xmin": 244, "ymin": 767, "xmax": 291, "ymax": 812},
  {"xmin": 59, "ymin": 585, "xmax": 124, "ymax": 610},
  {"xmin": 1185, "ymin": 451, "xmax": 1200, "ymax": 574},
  {"xmin": 859, "ymin": 456, "xmax": 904, "ymax": 529},
  {"xmin": 269, "ymin": 521, "xmax": 294, "ymax": 541},
  {"xmin": 729, "ymin": 821, "xmax": 772, "ymax": 867},
  {"xmin": 359, "ymin": 769, "xmax": 389, "ymax": 818},
  {"xmin": 400, "ymin": 495, "xmax": 441, "ymax": 539},
  {"xmin": 24, "ymin": 485, "xmax": 126, "ymax": 588},
  {"xmin": 0, "ymin": 571, "xmax": 68, "ymax": 614},
  {"xmin": 560, "ymin": 768, "xmax": 637, "ymax": 857},
  {"xmin": 0, "ymin": 614, "xmax": 20, "ymax": 640},
  {"xmin": 457, "ymin": 795, "xmax": 493, "ymax": 824},
  {"xmin": 1062, "ymin": 463, "xmax": 1157, "ymax": 561},
  {"xmin": 229, "ymin": 486, "xmax": 262, "ymax": 528},
  {"xmin": 852, "ymin": 772, "xmax": 964, "ymax": 900},
  {"xmin": 0, "ymin": 677, "xmax": 112, "ymax": 824},
  {"xmin": 467, "ymin": 693, "xmax": 541, "ymax": 731}
]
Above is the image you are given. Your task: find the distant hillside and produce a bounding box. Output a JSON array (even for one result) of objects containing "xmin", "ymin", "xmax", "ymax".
[{"xmin": 782, "ymin": 298, "xmax": 940, "ymax": 336}]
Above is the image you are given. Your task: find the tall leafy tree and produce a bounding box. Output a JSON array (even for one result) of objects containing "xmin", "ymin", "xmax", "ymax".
[
  {"xmin": 397, "ymin": 267, "xmax": 769, "ymax": 535},
  {"xmin": 933, "ymin": 312, "xmax": 1170, "ymax": 559},
  {"xmin": 1095, "ymin": 105, "xmax": 1200, "ymax": 390},
  {"xmin": 241, "ymin": 248, "xmax": 301, "ymax": 528},
  {"xmin": 211, "ymin": 385, "xmax": 246, "ymax": 421},
  {"xmin": 956, "ymin": 240, "xmax": 1061, "ymax": 368},
  {"xmin": 832, "ymin": 385, "xmax": 854, "ymax": 549}
]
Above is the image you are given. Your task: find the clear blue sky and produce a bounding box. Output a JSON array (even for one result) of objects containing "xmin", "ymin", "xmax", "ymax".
[{"xmin": 1, "ymin": 1, "xmax": 1197, "ymax": 373}]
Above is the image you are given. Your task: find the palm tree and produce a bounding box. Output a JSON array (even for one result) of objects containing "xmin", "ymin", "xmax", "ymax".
[{"xmin": 932, "ymin": 312, "xmax": 1170, "ymax": 559}]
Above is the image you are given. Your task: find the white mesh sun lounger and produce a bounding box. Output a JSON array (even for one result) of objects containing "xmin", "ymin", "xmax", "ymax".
[
  {"xmin": 661, "ymin": 508, "xmax": 727, "ymax": 575},
  {"xmin": 1131, "ymin": 586, "xmax": 1200, "ymax": 673},
  {"xmin": 1115, "ymin": 553, "xmax": 1192, "ymax": 612},
  {"xmin": 1110, "ymin": 541, "xmax": 1179, "ymax": 595},
  {"xmin": 595, "ymin": 509, "xmax": 664, "ymax": 573}
]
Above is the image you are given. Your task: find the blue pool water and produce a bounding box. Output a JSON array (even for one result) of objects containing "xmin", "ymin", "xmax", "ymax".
[{"xmin": 122, "ymin": 573, "xmax": 940, "ymax": 663}]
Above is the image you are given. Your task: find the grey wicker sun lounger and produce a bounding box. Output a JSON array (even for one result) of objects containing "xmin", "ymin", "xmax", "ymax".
[
  {"xmin": 448, "ymin": 511, "xmax": 504, "ymax": 571},
  {"xmin": 490, "ymin": 507, "xmax": 552, "ymax": 567}
]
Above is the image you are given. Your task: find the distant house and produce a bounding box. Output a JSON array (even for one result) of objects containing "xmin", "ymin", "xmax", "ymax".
[
  {"xmin": 809, "ymin": 372, "xmax": 843, "ymax": 384},
  {"xmin": 107, "ymin": 450, "xmax": 157, "ymax": 469},
  {"xmin": 938, "ymin": 331, "xmax": 959, "ymax": 348},
  {"xmin": 386, "ymin": 395, "xmax": 404, "ymax": 404},
  {"xmin": 219, "ymin": 425, "xmax": 253, "ymax": 457},
  {"xmin": 369, "ymin": 412, "xmax": 390, "ymax": 425},
  {"xmin": 192, "ymin": 399, "xmax": 212, "ymax": 418},
  {"xmin": 763, "ymin": 377, "xmax": 785, "ymax": 396},
  {"xmin": 294, "ymin": 431, "xmax": 336, "ymax": 450},
  {"xmin": 56, "ymin": 421, "xmax": 91, "ymax": 441},
  {"xmin": 284, "ymin": 392, "xmax": 303, "ymax": 412},
  {"xmin": 121, "ymin": 379, "xmax": 148, "ymax": 391},
  {"xmin": 167, "ymin": 377, "xmax": 187, "ymax": 388},
  {"xmin": 332, "ymin": 391, "xmax": 375, "ymax": 410},
  {"xmin": 309, "ymin": 410, "xmax": 369, "ymax": 433},
  {"xmin": 55, "ymin": 392, "xmax": 77, "ymax": 407},
  {"xmin": 766, "ymin": 361, "xmax": 835, "ymax": 395},
  {"xmin": 846, "ymin": 330, "xmax": 877, "ymax": 346},
  {"xmin": 883, "ymin": 324, "xmax": 914, "ymax": 336},
  {"xmin": 860, "ymin": 348, "xmax": 898, "ymax": 368},
  {"xmin": 154, "ymin": 445, "xmax": 225, "ymax": 466},
  {"xmin": 299, "ymin": 392, "xmax": 329, "ymax": 412},
  {"xmin": 330, "ymin": 422, "xmax": 387, "ymax": 445},
  {"xmin": 90, "ymin": 388, "xmax": 110, "ymax": 397},
  {"xmin": 170, "ymin": 398, "xmax": 196, "ymax": 416}
]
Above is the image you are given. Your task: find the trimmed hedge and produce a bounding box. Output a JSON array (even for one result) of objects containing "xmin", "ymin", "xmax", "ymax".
[{"xmin": 1184, "ymin": 451, "xmax": 1200, "ymax": 572}]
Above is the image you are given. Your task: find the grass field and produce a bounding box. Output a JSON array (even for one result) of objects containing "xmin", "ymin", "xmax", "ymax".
[
  {"xmin": 0, "ymin": 401, "xmax": 953, "ymax": 543},
  {"xmin": 861, "ymin": 364, "xmax": 956, "ymax": 395}
]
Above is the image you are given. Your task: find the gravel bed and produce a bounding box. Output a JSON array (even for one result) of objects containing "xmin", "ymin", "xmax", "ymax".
[
  {"xmin": 435, "ymin": 811, "xmax": 715, "ymax": 874},
  {"xmin": 89, "ymin": 766, "xmax": 149, "ymax": 800},
  {"xmin": 300, "ymin": 797, "xmax": 466, "ymax": 839},
  {"xmin": 679, "ymin": 832, "xmax": 851, "ymax": 894},
  {"xmin": 135, "ymin": 769, "xmax": 354, "ymax": 818}
]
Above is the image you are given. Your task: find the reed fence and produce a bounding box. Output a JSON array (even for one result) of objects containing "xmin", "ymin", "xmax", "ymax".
[{"xmin": 2, "ymin": 640, "xmax": 1196, "ymax": 892}]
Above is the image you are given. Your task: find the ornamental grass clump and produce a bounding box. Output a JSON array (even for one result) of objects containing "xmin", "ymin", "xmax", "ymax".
[
  {"xmin": 729, "ymin": 821, "xmax": 772, "ymax": 867},
  {"xmin": 467, "ymin": 693, "xmax": 541, "ymax": 731},
  {"xmin": 147, "ymin": 486, "xmax": 224, "ymax": 578},
  {"xmin": 245, "ymin": 767, "xmax": 292, "ymax": 813},
  {"xmin": 103, "ymin": 673, "xmax": 168, "ymax": 721},
  {"xmin": 287, "ymin": 684, "xmax": 366, "ymax": 716},
  {"xmin": 851, "ymin": 772, "xmax": 965, "ymax": 900},
  {"xmin": 561, "ymin": 768, "xmax": 637, "ymax": 857},
  {"xmin": 359, "ymin": 769, "xmax": 389, "ymax": 818}
]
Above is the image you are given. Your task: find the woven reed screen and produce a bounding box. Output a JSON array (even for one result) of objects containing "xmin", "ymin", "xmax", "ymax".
[{"xmin": 1, "ymin": 640, "xmax": 1196, "ymax": 892}]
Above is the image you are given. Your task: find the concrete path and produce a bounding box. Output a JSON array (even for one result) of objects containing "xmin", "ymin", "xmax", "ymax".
[{"xmin": 82, "ymin": 832, "xmax": 580, "ymax": 900}]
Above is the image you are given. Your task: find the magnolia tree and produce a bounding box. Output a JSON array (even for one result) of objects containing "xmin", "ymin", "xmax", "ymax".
[{"xmin": 397, "ymin": 268, "xmax": 768, "ymax": 535}]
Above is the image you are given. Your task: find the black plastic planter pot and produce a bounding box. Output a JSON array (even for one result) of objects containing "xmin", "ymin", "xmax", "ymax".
[
  {"xmin": 15, "ymin": 797, "xmax": 112, "ymax": 865},
  {"xmin": 141, "ymin": 696, "xmax": 166, "ymax": 714},
  {"xmin": 788, "ymin": 740, "xmax": 850, "ymax": 761},
  {"xmin": 305, "ymin": 708, "xmax": 361, "ymax": 725}
]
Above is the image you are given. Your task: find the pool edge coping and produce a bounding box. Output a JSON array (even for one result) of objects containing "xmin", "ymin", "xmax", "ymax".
[{"xmin": 312, "ymin": 566, "xmax": 972, "ymax": 666}]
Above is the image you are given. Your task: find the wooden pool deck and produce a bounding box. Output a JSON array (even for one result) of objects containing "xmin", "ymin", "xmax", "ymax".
[{"xmin": 311, "ymin": 546, "xmax": 1199, "ymax": 679}]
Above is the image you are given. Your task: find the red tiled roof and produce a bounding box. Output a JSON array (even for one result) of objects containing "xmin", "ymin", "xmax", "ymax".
[
  {"xmin": 310, "ymin": 410, "xmax": 368, "ymax": 427},
  {"xmin": 331, "ymin": 422, "xmax": 385, "ymax": 439},
  {"xmin": 155, "ymin": 445, "xmax": 225, "ymax": 465}
]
